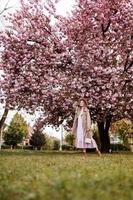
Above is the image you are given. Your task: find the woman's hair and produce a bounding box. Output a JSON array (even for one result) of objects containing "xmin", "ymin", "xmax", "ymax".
[{"xmin": 78, "ymin": 98, "xmax": 88, "ymax": 107}]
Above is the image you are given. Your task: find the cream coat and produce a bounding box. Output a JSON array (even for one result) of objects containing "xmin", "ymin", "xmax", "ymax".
[{"xmin": 72, "ymin": 104, "xmax": 93, "ymax": 141}]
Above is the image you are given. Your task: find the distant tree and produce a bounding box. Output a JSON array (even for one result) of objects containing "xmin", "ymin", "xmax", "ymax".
[
  {"xmin": 4, "ymin": 113, "xmax": 28, "ymax": 148},
  {"xmin": 44, "ymin": 135, "xmax": 54, "ymax": 150},
  {"xmin": 111, "ymin": 119, "xmax": 133, "ymax": 148},
  {"xmin": 30, "ymin": 129, "xmax": 47, "ymax": 150}
]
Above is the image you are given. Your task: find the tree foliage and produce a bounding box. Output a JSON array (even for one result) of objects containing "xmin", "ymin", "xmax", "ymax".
[
  {"xmin": 65, "ymin": 133, "xmax": 75, "ymax": 146},
  {"xmin": 30, "ymin": 129, "xmax": 47, "ymax": 150},
  {"xmin": 4, "ymin": 112, "xmax": 28, "ymax": 148},
  {"xmin": 0, "ymin": 0, "xmax": 132, "ymax": 125},
  {"xmin": 0, "ymin": 0, "xmax": 133, "ymax": 152},
  {"xmin": 111, "ymin": 119, "xmax": 133, "ymax": 147}
]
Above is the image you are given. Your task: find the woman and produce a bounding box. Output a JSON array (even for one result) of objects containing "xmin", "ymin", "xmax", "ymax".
[{"xmin": 72, "ymin": 98, "xmax": 101, "ymax": 156}]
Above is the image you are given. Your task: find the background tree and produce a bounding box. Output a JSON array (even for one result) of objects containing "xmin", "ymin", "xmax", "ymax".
[
  {"xmin": 4, "ymin": 112, "xmax": 28, "ymax": 148},
  {"xmin": 44, "ymin": 135, "xmax": 54, "ymax": 150},
  {"xmin": 30, "ymin": 129, "xmax": 47, "ymax": 150},
  {"xmin": 111, "ymin": 119, "xmax": 133, "ymax": 148}
]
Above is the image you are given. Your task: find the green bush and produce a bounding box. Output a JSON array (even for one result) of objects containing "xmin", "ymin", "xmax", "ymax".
[
  {"xmin": 15, "ymin": 145, "xmax": 23, "ymax": 149},
  {"xmin": 52, "ymin": 139, "xmax": 60, "ymax": 150},
  {"xmin": 23, "ymin": 145, "xmax": 33, "ymax": 150},
  {"xmin": 62, "ymin": 144, "xmax": 76, "ymax": 151},
  {"xmin": 110, "ymin": 144, "xmax": 130, "ymax": 151},
  {"xmin": 65, "ymin": 134, "xmax": 75, "ymax": 146},
  {"xmin": 1, "ymin": 144, "xmax": 10, "ymax": 149}
]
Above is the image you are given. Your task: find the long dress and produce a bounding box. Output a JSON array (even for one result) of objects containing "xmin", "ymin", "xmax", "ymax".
[{"xmin": 76, "ymin": 108, "xmax": 98, "ymax": 149}]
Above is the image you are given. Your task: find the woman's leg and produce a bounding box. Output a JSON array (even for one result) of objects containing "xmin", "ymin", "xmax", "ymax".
[
  {"xmin": 96, "ymin": 147, "xmax": 102, "ymax": 156},
  {"xmin": 91, "ymin": 138, "xmax": 101, "ymax": 156},
  {"xmin": 83, "ymin": 148, "xmax": 86, "ymax": 153}
]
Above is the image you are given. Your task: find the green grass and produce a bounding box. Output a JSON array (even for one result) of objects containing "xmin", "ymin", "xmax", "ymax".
[{"xmin": 0, "ymin": 150, "xmax": 133, "ymax": 200}]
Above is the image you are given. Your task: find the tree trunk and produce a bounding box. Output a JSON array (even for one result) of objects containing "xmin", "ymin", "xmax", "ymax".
[
  {"xmin": 97, "ymin": 116, "xmax": 112, "ymax": 153},
  {"xmin": 0, "ymin": 106, "xmax": 9, "ymax": 150}
]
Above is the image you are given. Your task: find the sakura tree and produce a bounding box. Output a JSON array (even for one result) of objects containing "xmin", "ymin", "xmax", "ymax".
[
  {"xmin": 0, "ymin": 0, "xmax": 133, "ymax": 152},
  {"xmin": 0, "ymin": 0, "xmax": 15, "ymax": 149},
  {"xmin": 57, "ymin": 0, "xmax": 133, "ymax": 151},
  {"xmin": 0, "ymin": 0, "xmax": 74, "ymax": 140}
]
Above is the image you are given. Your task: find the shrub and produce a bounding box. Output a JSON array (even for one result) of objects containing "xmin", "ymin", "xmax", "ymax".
[
  {"xmin": 1, "ymin": 144, "xmax": 10, "ymax": 149},
  {"xmin": 52, "ymin": 139, "xmax": 60, "ymax": 150},
  {"xmin": 65, "ymin": 134, "xmax": 75, "ymax": 146},
  {"xmin": 23, "ymin": 145, "xmax": 33, "ymax": 150},
  {"xmin": 110, "ymin": 144, "xmax": 130, "ymax": 151},
  {"xmin": 62, "ymin": 144, "xmax": 76, "ymax": 151}
]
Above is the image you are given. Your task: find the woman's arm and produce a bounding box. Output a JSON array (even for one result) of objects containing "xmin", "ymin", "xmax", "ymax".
[
  {"xmin": 72, "ymin": 101, "xmax": 78, "ymax": 109},
  {"xmin": 72, "ymin": 101, "xmax": 79, "ymax": 114},
  {"xmin": 87, "ymin": 109, "xmax": 91, "ymax": 129},
  {"xmin": 85, "ymin": 109, "xmax": 93, "ymax": 137}
]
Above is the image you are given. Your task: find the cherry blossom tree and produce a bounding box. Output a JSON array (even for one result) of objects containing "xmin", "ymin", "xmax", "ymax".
[
  {"xmin": 0, "ymin": 0, "xmax": 72, "ymax": 142},
  {"xmin": 57, "ymin": 0, "xmax": 133, "ymax": 151},
  {"xmin": 0, "ymin": 0, "xmax": 133, "ymax": 152},
  {"xmin": 0, "ymin": 0, "xmax": 14, "ymax": 150},
  {"xmin": 0, "ymin": 0, "xmax": 65, "ymax": 148}
]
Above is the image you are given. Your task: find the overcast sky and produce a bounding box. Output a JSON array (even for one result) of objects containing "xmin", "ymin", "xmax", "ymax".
[
  {"xmin": 0, "ymin": 0, "xmax": 75, "ymax": 15},
  {"xmin": 0, "ymin": 0, "xmax": 75, "ymax": 138}
]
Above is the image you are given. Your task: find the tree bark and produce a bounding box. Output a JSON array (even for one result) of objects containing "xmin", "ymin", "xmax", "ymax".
[
  {"xmin": 0, "ymin": 105, "xmax": 9, "ymax": 150},
  {"xmin": 97, "ymin": 116, "xmax": 112, "ymax": 153}
]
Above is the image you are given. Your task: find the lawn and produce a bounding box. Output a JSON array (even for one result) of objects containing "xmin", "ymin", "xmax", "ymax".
[{"xmin": 0, "ymin": 150, "xmax": 133, "ymax": 200}]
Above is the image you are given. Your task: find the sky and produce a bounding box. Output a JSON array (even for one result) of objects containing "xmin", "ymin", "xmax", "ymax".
[
  {"xmin": 0, "ymin": 0, "xmax": 75, "ymax": 15},
  {"xmin": 0, "ymin": 0, "xmax": 75, "ymax": 139}
]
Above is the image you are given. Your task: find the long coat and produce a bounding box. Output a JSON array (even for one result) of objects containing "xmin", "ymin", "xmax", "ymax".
[{"xmin": 72, "ymin": 104, "xmax": 93, "ymax": 141}]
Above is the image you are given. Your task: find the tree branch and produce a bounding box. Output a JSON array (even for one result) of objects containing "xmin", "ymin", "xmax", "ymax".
[
  {"xmin": 0, "ymin": 0, "xmax": 13, "ymax": 15},
  {"xmin": 101, "ymin": 19, "xmax": 111, "ymax": 37},
  {"xmin": 123, "ymin": 50, "xmax": 133, "ymax": 72}
]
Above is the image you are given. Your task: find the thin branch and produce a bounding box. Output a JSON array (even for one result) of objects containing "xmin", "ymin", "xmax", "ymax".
[
  {"xmin": 101, "ymin": 19, "xmax": 111, "ymax": 38},
  {"xmin": 127, "ymin": 61, "xmax": 133, "ymax": 71},
  {"xmin": 123, "ymin": 50, "xmax": 133, "ymax": 72},
  {"xmin": 0, "ymin": 0, "xmax": 13, "ymax": 15}
]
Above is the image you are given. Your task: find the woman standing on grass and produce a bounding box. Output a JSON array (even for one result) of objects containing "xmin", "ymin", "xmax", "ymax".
[{"xmin": 72, "ymin": 98, "xmax": 101, "ymax": 156}]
